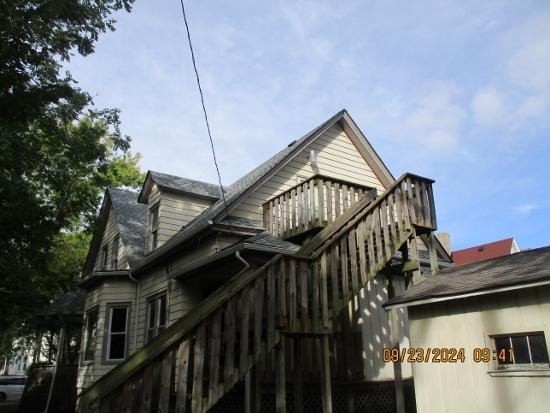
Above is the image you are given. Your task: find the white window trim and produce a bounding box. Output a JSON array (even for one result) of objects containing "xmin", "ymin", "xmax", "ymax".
[{"xmin": 104, "ymin": 304, "xmax": 130, "ymax": 363}]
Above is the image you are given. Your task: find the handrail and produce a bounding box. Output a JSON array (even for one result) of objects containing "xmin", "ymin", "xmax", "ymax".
[
  {"xmin": 263, "ymin": 174, "xmax": 374, "ymax": 205},
  {"xmin": 79, "ymin": 255, "xmax": 283, "ymax": 412},
  {"xmin": 300, "ymin": 172, "xmax": 436, "ymax": 258}
]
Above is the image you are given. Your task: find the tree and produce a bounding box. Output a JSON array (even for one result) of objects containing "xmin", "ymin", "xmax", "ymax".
[{"xmin": 0, "ymin": 0, "xmax": 140, "ymax": 352}]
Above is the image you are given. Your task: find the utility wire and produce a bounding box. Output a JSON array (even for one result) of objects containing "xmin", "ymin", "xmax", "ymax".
[{"xmin": 178, "ymin": 0, "xmax": 230, "ymax": 218}]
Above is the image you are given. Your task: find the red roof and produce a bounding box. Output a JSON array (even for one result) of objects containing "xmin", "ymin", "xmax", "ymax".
[{"xmin": 451, "ymin": 238, "xmax": 515, "ymax": 266}]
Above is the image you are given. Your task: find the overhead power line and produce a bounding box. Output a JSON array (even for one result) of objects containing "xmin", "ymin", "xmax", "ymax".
[{"xmin": 178, "ymin": 0, "xmax": 230, "ymax": 217}]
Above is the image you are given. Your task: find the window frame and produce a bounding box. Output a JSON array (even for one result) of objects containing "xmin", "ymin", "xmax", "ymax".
[
  {"xmin": 491, "ymin": 331, "xmax": 550, "ymax": 370},
  {"xmin": 145, "ymin": 292, "xmax": 167, "ymax": 344},
  {"xmin": 82, "ymin": 306, "xmax": 99, "ymax": 364},
  {"xmin": 149, "ymin": 203, "xmax": 160, "ymax": 251},
  {"xmin": 111, "ymin": 235, "xmax": 120, "ymax": 270},
  {"xmin": 103, "ymin": 303, "xmax": 131, "ymax": 364},
  {"xmin": 101, "ymin": 244, "xmax": 109, "ymax": 270}
]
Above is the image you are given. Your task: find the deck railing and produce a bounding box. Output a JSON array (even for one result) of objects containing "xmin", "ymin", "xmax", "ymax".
[{"xmin": 262, "ymin": 175, "xmax": 376, "ymax": 239}]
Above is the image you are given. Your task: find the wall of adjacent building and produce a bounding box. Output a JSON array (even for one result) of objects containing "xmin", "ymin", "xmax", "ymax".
[{"xmin": 409, "ymin": 286, "xmax": 550, "ymax": 413}]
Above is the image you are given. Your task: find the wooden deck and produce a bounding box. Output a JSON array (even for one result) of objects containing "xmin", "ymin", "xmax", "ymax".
[{"xmin": 79, "ymin": 173, "xmax": 438, "ymax": 413}]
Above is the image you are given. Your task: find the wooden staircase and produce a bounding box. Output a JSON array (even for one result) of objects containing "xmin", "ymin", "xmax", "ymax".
[{"xmin": 78, "ymin": 173, "xmax": 437, "ymax": 413}]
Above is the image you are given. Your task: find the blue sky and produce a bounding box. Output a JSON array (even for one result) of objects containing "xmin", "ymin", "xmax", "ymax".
[{"xmin": 66, "ymin": 1, "xmax": 550, "ymax": 251}]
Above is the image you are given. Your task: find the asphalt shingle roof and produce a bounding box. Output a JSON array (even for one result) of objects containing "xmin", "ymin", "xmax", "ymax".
[
  {"xmin": 133, "ymin": 109, "xmax": 347, "ymax": 273},
  {"xmin": 108, "ymin": 188, "xmax": 148, "ymax": 268},
  {"xmin": 385, "ymin": 246, "xmax": 550, "ymax": 308},
  {"xmin": 149, "ymin": 171, "xmax": 223, "ymax": 199}
]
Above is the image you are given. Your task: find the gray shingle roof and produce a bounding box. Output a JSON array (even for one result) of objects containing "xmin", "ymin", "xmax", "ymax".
[
  {"xmin": 245, "ymin": 232, "xmax": 301, "ymax": 252},
  {"xmin": 385, "ymin": 246, "xmax": 550, "ymax": 308},
  {"xmin": 134, "ymin": 109, "xmax": 347, "ymax": 273},
  {"xmin": 149, "ymin": 171, "xmax": 222, "ymax": 199},
  {"xmin": 108, "ymin": 188, "xmax": 148, "ymax": 268},
  {"xmin": 44, "ymin": 288, "xmax": 86, "ymax": 316}
]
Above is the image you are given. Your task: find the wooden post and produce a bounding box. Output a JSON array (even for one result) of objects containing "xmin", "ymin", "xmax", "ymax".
[
  {"xmin": 320, "ymin": 335, "xmax": 333, "ymax": 413},
  {"xmin": 294, "ymin": 338, "xmax": 304, "ymax": 413},
  {"xmin": 428, "ymin": 232, "xmax": 439, "ymax": 275},
  {"xmin": 387, "ymin": 276, "xmax": 405, "ymax": 413},
  {"xmin": 275, "ymin": 338, "xmax": 286, "ymax": 413}
]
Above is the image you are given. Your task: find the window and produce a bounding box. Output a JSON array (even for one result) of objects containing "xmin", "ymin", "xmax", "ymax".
[
  {"xmin": 83, "ymin": 307, "xmax": 99, "ymax": 362},
  {"xmin": 149, "ymin": 205, "xmax": 159, "ymax": 250},
  {"xmin": 101, "ymin": 245, "xmax": 109, "ymax": 270},
  {"xmin": 146, "ymin": 294, "xmax": 167, "ymax": 343},
  {"xmin": 105, "ymin": 305, "xmax": 129, "ymax": 362},
  {"xmin": 493, "ymin": 332, "xmax": 549, "ymax": 367},
  {"xmin": 111, "ymin": 235, "xmax": 120, "ymax": 270}
]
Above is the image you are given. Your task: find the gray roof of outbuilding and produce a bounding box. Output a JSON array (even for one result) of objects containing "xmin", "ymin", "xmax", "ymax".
[
  {"xmin": 108, "ymin": 188, "xmax": 148, "ymax": 268},
  {"xmin": 385, "ymin": 246, "xmax": 550, "ymax": 308},
  {"xmin": 133, "ymin": 109, "xmax": 347, "ymax": 273},
  {"xmin": 149, "ymin": 171, "xmax": 223, "ymax": 199},
  {"xmin": 44, "ymin": 288, "xmax": 86, "ymax": 316}
]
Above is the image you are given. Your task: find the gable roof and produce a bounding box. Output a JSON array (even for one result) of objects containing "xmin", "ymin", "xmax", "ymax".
[
  {"xmin": 385, "ymin": 246, "xmax": 550, "ymax": 309},
  {"xmin": 134, "ymin": 109, "xmax": 393, "ymax": 273},
  {"xmin": 138, "ymin": 170, "xmax": 222, "ymax": 203},
  {"xmin": 451, "ymin": 238, "xmax": 518, "ymax": 266},
  {"xmin": 108, "ymin": 188, "xmax": 148, "ymax": 268}
]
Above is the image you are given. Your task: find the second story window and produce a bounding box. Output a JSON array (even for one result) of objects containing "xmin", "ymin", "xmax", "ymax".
[
  {"xmin": 146, "ymin": 294, "xmax": 167, "ymax": 343},
  {"xmin": 111, "ymin": 235, "xmax": 120, "ymax": 270},
  {"xmin": 149, "ymin": 205, "xmax": 159, "ymax": 250},
  {"xmin": 101, "ymin": 245, "xmax": 108, "ymax": 270}
]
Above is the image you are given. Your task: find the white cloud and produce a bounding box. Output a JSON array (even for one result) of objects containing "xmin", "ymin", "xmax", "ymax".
[
  {"xmin": 471, "ymin": 87, "xmax": 507, "ymax": 127},
  {"xmin": 512, "ymin": 203, "xmax": 540, "ymax": 217},
  {"xmin": 404, "ymin": 83, "xmax": 466, "ymax": 153}
]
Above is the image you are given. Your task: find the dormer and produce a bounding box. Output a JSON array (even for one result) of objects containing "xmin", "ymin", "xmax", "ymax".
[
  {"xmin": 83, "ymin": 188, "xmax": 147, "ymax": 276},
  {"xmin": 138, "ymin": 171, "xmax": 222, "ymax": 252}
]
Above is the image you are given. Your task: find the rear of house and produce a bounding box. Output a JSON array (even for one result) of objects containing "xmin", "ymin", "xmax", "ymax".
[{"xmin": 77, "ymin": 110, "xmax": 449, "ymax": 412}]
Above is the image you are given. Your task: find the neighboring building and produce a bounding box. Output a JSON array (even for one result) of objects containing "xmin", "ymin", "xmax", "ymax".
[
  {"xmin": 385, "ymin": 246, "xmax": 550, "ymax": 413},
  {"xmin": 77, "ymin": 110, "xmax": 450, "ymax": 412},
  {"xmin": 452, "ymin": 237, "xmax": 520, "ymax": 266}
]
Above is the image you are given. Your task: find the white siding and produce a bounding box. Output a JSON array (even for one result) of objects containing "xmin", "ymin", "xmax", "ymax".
[
  {"xmin": 231, "ymin": 124, "xmax": 386, "ymax": 222},
  {"xmin": 356, "ymin": 274, "xmax": 412, "ymax": 380},
  {"xmin": 145, "ymin": 183, "xmax": 214, "ymax": 250},
  {"xmin": 409, "ymin": 286, "xmax": 550, "ymax": 413},
  {"xmin": 77, "ymin": 279, "xmax": 136, "ymax": 390},
  {"xmin": 93, "ymin": 207, "xmax": 128, "ymax": 271}
]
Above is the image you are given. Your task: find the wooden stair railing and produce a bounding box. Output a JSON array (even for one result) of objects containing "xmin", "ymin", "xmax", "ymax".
[
  {"xmin": 78, "ymin": 173, "xmax": 436, "ymax": 413},
  {"xmin": 263, "ymin": 174, "xmax": 375, "ymax": 239}
]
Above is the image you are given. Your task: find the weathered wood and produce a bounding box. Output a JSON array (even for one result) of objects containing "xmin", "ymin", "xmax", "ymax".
[
  {"xmin": 120, "ymin": 379, "xmax": 133, "ymax": 413},
  {"xmin": 299, "ymin": 261, "xmax": 309, "ymax": 333},
  {"xmin": 293, "ymin": 339, "xmax": 304, "ymax": 413},
  {"xmin": 334, "ymin": 182, "xmax": 341, "ymax": 217},
  {"xmin": 175, "ymin": 339, "xmax": 191, "ymax": 413},
  {"xmin": 330, "ymin": 244, "xmax": 340, "ymax": 312},
  {"xmin": 318, "ymin": 178, "xmax": 325, "ymax": 224},
  {"xmin": 267, "ymin": 265, "xmax": 276, "ymax": 348},
  {"xmin": 320, "ymin": 252, "xmax": 329, "ymax": 327},
  {"xmin": 348, "ymin": 229, "xmax": 359, "ymax": 293},
  {"xmin": 191, "ymin": 324, "xmax": 206, "ymax": 412},
  {"xmin": 288, "ymin": 259, "xmax": 297, "ymax": 331},
  {"xmin": 356, "ymin": 220, "xmax": 367, "ymax": 284},
  {"xmin": 320, "ymin": 336, "xmax": 333, "ymax": 413},
  {"xmin": 223, "ymin": 300, "xmax": 236, "ymax": 388},
  {"xmin": 366, "ymin": 213, "xmax": 376, "ymax": 274},
  {"xmin": 312, "ymin": 260, "xmax": 320, "ymax": 331},
  {"xmin": 275, "ymin": 339, "xmax": 286, "ymax": 413},
  {"xmin": 208, "ymin": 311, "xmax": 222, "ymax": 406},
  {"xmin": 339, "ymin": 238, "xmax": 349, "ymax": 302},
  {"xmin": 139, "ymin": 364, "xmax": 154, "ymax": 413},
  {"xmin": 326, "ymin": 180, "xmax": 333, "ymax": 223},
  {"xmin": 342, "ymin": 185, "xmax": 349, "ymax": 211},
  {"xmin": 158, "ymin": 350, "xmax": 172, "ymax": 413},
  {"xmin": 240, "ymin": 286, "xmax": 251, "ymax": 374},
  {"xmin": 381, "ymin": 199, "xmax": 392, "ymax": 260},
  {"xmin": 253, "ymin": 276, "xmax": 265, "ymax": 360},
  {"xmin": 278, "ymin": 260, "xmax": 287, "ymax": 329}
]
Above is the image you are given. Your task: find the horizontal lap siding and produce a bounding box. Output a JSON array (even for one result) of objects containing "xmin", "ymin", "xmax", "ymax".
[
  {"xmin": 78, "ymin": 280, "xmax": 136, "ymax": 390},
  {"xmin": 93, "ymin": 208, "xmax": 128, "ymax": 271},
  {"xmin": 230, "ymin": 124, "xmax": 386, "ymax": 222},
  {"xmin": 147, "ymin": 184, "xmax": 213, "ymax": 248},
  {"xmin": 410, "ymin": 287, "xmax": 550, "ymax": 413},
  {"xmin": 358, "ymin": 274, "xmax": 412, "ymax": 381}
]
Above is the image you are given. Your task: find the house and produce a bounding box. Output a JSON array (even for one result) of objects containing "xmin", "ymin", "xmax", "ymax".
[
  {"xmin": 76, "ymin": 110, "xmax": 450, "ymax": 412},
  {"xmin": 451, "ymin": 237, "xmax": 520, "ymax": 266},
  {"xmin": 385, "ymin": 246, "xmax": 550, "ymax": 413}
]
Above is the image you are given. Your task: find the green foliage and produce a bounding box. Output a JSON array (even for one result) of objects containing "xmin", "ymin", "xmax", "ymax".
[{"xmin": 0, "ymin": 0, "xmax": 140, "ymax": 355}]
